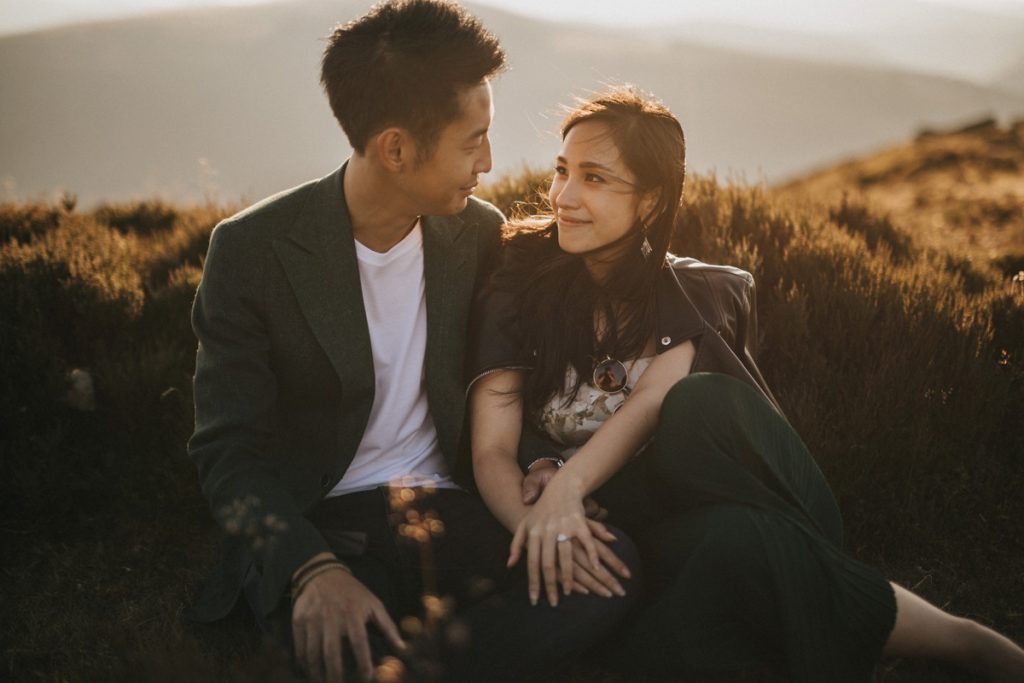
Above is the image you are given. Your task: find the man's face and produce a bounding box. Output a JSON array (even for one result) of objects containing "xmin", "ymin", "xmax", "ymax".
[{"xmin": 401, "ymin": 80, "xmax": 494, "ymax": 216}]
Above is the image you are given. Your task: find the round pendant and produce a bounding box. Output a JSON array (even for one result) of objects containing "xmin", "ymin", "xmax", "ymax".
[{"xmin": 592, "ymin": 355, "xmax": 628, "ymax": 394}]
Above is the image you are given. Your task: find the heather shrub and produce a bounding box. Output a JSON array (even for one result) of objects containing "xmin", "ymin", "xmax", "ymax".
[
  {"xmin": 770, "ymin": 233, "xmax": 1004, "ymax": 471},
  {"xmin": 0, "ymin": 215, "xmax": 144, "ymax": 393},
  {"xmin": 828, "ymin": 196, "xmax": 914, "ymax": 264},
  {"xmin": 0, "ymin": 200, "xmax": 67, "ymax": 244},
  {"xmin": 93, "ymin": 199, "xmax": 179, "ymax": 236},
  {"xmin": 0, "ymin": 201, "xmax": 220, "ymax": 521},
  {"xmin": 989, "ymin": 285, "xmax": 1024, "ymax": 373},
  {"xmin": 0, "ymin": 214, "xmax": 145, "ymax": 516},
  {"xmin": 139, "ymin": 204, "xmax": 224, "ymax": 288},
  {"xmin": 132, "ymin": 263, "xmax": 205, "ymax": 444},
  {"xmin": 674, "ymin": 176, "xmax": 797, "ymax": 286},
  {"xmin": 994, "ymin": 252, "xmax": 1024, "ymax": 277},
  {"xmin": 933, "ymin": 251, "xmax": 1001, "ymax": 294}
]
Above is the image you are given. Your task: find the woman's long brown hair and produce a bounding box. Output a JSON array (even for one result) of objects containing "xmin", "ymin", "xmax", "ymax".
[{"xmin": 491, "ymin": 87, "xmax": 687, "ymax": 415}]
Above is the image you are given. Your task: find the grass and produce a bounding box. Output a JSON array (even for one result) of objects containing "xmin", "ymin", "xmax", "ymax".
[{"xmin": 1, "ymin": 164, "xmax": 1022, "ymax": 681}]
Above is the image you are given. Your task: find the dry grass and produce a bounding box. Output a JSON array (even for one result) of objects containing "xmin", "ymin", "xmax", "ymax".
[
  {"xmin": 774, "ymin": 117, "xmax": 1024, "ymax": 269},
  {"xmin": 1, "ymin": 159, "xmax": 1021, "ymax": 681}
]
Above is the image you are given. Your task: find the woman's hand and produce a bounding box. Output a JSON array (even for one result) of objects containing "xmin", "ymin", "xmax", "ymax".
[{"xmin": 509, "ymin": 475, "xmax": 626, "ymax": 606}]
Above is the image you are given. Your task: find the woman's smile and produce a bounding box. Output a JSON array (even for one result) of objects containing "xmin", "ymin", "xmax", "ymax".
[{"xmin": 557, "ymin": 214, "xmax": 591, "ymax": 226}]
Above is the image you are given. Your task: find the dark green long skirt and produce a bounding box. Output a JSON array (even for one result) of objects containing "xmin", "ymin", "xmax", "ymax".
[{"xmin": 594, "ymin": 372, "xmax": 897, "ymax": 681}]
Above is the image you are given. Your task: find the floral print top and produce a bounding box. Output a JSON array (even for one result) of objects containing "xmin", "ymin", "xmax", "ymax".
[{"xmin": 537, "ymin": 356, "xmax": 655, "ymax": 460}]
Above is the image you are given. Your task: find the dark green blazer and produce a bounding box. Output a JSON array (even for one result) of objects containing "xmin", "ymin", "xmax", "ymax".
[{"xmin": 188, "ymin": 164, "xmax": 503, "ymax": 621}]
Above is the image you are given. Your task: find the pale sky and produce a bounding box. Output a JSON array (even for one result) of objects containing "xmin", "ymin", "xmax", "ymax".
[
  {"xmin": 472, "ymin": 0, "xmax": 1024, "ymax": 29},
  {"xmin": 4, "ymin": 0, "xmax": 1024, "ymax": 35},
  {"xmin": 4, "ymin": 0, "xmax": 1023, "ymax": 202}
]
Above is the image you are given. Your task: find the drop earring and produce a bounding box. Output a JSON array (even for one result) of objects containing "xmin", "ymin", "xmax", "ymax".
[{"xmin": 640, "ymin": 222, "xmax": 653, "ymax": 259}]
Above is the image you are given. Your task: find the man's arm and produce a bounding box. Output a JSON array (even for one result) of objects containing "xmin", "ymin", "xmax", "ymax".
[
  {"xmin": 192, "ymin": 220, "xmax": 404, "ymax": 681},
  {"xmin": 190, "ymin": 221, "xmax": 331, "ymax": 612}
]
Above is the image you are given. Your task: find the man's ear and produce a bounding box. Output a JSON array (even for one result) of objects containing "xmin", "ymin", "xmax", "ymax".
[{"xmin": 373, "ymin": 127, "xmax": 414, "ymax": 172}]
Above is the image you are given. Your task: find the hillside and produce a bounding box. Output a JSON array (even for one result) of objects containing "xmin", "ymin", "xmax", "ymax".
[
  {"xmin": 3, "ymin": 148, "xmax": 1023, "ymax": 680},
  {"xmin": 2, "ymin": 0, "xmax": 1024, "ymax": 204},
  {"xmin": 775, "ymin": 117, "xmax": 1024, "ymax": 271}
]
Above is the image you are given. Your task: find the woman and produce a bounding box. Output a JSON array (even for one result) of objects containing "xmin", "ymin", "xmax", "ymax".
[{"xmin": 468, "ymin": 88, "xmax": 1024, "ymax": 681}]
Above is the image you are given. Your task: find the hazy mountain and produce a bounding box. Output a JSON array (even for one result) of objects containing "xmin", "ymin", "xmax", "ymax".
[
  {"xmin": 653, "ymin": 21, "xmax": 888, "ymax": 71},
  {"xmin": 999, "ymin": 54, "xmax": 1024, "ymax": 94},
  {"xmin": 660, "ymin": 7, "xmax": 1024, "ymax": 84},
  {"xmin": 852, "ymin": 9, "xmax": 1024, "ymax": 84},
  {"xmin": 0, "ymin": 0, "xmax": 273, "ymax": 36},
  {"xmin": 2, "ymin": 0, "xmax": 1023, "ymax": 205}
]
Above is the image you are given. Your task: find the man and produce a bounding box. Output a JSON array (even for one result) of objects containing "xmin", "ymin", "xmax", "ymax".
[{"xmin": 188, "ymin": 2, "xmax": 637, "ymax": 681}]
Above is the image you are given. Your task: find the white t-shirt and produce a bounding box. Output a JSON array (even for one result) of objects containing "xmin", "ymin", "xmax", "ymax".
[{"xmin": 328, "ymin": 221, "xmax": 457, "ymax": 497}]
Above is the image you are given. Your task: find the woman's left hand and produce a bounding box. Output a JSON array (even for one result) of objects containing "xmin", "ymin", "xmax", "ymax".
[{"xmin": 508, "ymin": 475, "xmax": 610, "ymax": 606}]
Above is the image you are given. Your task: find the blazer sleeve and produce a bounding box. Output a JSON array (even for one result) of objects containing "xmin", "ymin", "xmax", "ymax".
[{"xmin": 189, "ymin": 221, "xmax": 329, "ymax": 616}]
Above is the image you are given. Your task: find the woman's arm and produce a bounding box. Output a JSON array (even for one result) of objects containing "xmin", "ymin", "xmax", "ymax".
[
  {"xmin": 470, "ymin": 369, "xmax": 632, "ymax": 606},
  {"xmin": 549, "ymin": 339, "xmax": 695, "ymax": 497},
  {"xmin": 510, "ymin": 340, "xmax": 695, "ymax": 602},
  {"xmin": 470, "ymin": 369, "xmax": 532, "ymax": 533}
]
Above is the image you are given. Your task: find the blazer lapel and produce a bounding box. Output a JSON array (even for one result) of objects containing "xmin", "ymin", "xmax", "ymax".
[
  {"xmin": 270, "ymin": 171, "xmax": 477, "ymax": 463},
  {"xmin": 421, "ymin": 213, "xmax": 472, "ymax": 365},
  {"xmin": 271, "ymin": 165, "xmax": 375, "ymax": 410},
  {"xmin": 421, "ymin": 213, "xmax": 476, "ymax": 457}
]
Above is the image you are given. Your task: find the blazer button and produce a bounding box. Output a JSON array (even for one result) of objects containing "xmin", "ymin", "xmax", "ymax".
[
  {"xmin": 320, "ymin": 473, "xmax": 332, "ymax": 488},
  {"xmin": 660, "ymin": 336, "xmax": 672, "ymax": 346}
]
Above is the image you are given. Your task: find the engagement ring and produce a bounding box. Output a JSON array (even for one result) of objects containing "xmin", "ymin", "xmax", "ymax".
[{"xmin": 556, "ymin": 533, "xmax": 570, "ymax": 543}]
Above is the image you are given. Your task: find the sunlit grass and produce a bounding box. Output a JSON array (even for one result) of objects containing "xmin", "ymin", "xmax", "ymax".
[{"xmin": 1, "ymin": 161, "xmax": 1021, "ymax": 680}]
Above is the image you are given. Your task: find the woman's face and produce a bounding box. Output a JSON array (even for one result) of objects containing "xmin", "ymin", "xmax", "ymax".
[{"xmin": 550, "ymin": 120, "xmax": 650, "ymax": 262}]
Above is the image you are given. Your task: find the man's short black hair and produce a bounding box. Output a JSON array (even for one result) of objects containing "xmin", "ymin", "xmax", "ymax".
[{"xmin": 321, "ymin": 0, "xmax": 505, "ymax": 157}]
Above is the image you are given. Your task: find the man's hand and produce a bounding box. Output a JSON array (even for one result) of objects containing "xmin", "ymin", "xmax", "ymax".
[
  {"xmin": 566, "ymin": 524, "xmax": 631, "ymax": 599},
  {"xmin": 522, "ymin": 463, "xmax": 607, "ymax": 520},
  {"xmin": 291, "ymin": 554, "xmax": 404, "ymax": 683}
]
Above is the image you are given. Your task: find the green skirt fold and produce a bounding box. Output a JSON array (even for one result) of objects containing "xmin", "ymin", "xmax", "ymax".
[{"xmin": 596, "ymin": 373, "xmax": 897, "ymax": 681}]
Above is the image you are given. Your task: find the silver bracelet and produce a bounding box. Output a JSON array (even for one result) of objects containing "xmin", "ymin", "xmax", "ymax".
[{"xmin": 526, "ymin": 456, "xmax": 565, "ymax": 472}]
